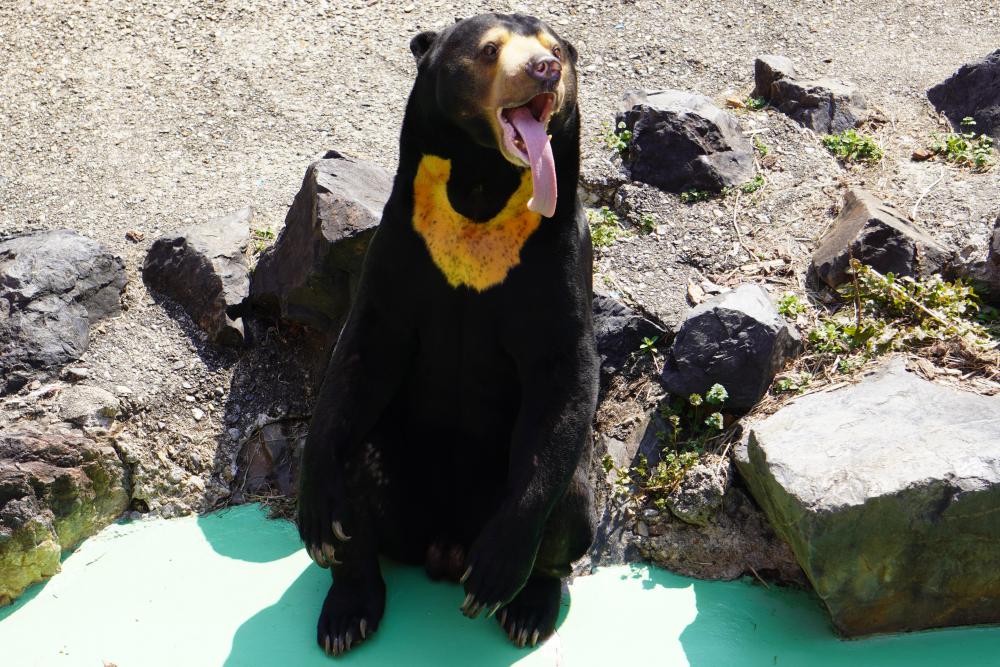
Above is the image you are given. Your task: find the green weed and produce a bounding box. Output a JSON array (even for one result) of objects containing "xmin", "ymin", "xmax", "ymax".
[
  {"xmin": 604, "ymin": 384, "xmax": 729, "ymax": 511},
  {"xmin": 822, "ymin": 129, "xmax": 884, "ymax": 164},
  {"xmin": 928, "ymin": 117, "xmax": 995, "ymax": 171},
  {"xmin": 680, "ymin": 189, "xmax": 714, "ymax": 204},
  {"xmin": 806, "ymin": 260, "xmax": 997, "ymax": 364},
  {"xmin": 753, "ymin": 136, "xmax": 770, "ymax": 156},
  {"xmin": 602, "ymin": 121, "xmax": 633, "ymax": 159},
  {"xmin": 739, "ymin": 174, "xmax": 765, "ymax": 194},
  {"xmin": 773, "ymin": 372, "xmax": 813, "ymax": 394},
  {"xmin": 777, "ymin": 292, "xmax": 807, "ymax": 317},
  {"xmin": 251, "ymin": 227, "xmax": 276, "ymax": 254},
  {"xmin": 639, "ymin": 213, "xmax": 657, "ymax": 235},
  {"xmin": 588, "ymin": 206, "xmax": 625, "ymax": 248},
  {"xmin": 639, "ymin": 335, "xmax": 659, "ymax": 357}
]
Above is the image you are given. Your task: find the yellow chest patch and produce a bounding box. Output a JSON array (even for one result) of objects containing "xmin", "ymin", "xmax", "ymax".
[{"xmin": 412, "ymin": 154, "xmax": 542, "ymax": 291}]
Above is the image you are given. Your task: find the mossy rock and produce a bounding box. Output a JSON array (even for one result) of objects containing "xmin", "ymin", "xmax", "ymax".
[{"xmin": 0, "ymin": 425, "xmax": 129, "ymax": 606}]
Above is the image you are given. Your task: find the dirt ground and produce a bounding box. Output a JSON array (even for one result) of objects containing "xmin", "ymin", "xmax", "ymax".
[{"xmin": 1, "ymin": 0, "xmax": 998, "ymax": 515}]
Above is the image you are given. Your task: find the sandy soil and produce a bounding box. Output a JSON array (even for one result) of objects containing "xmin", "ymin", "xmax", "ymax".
[{"xmin": 1, "ymin": 0, "xmax": 998, "ymax": 515}]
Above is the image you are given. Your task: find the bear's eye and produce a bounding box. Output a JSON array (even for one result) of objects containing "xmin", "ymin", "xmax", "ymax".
[
  {"xmin": 482, "ymin": 42, "xmax": 498, "ymax": 58},
  {"xmin": 552, "ymin": 45, "xmax": 562, "ymax": 59}
]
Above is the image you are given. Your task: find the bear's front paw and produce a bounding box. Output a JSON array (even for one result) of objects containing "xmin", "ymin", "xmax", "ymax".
[
  {"xmin": 297, "ymin": 474, "xmax": 354, "ymax": 569},
  {"xmin": 317, "ymin": 570, "xmax": 386, "ymax": 657},
  {"xmin": 459, "ymin": 516, "xmax": 540, "ymax": 619}
]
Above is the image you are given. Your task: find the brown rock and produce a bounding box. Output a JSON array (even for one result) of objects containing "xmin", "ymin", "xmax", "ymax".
[
  {"xmin": 0, "ymin": 425, "xmax": 130, "ymax": 606},
  {"xmin": 811, "ymin": 188, "xmax": 952, "ymax": 288}
]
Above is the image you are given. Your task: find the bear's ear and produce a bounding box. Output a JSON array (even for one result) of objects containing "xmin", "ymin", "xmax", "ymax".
[
  {"xmin": 410, "ymin": 31, "xmax": 438, "ymax": 64},
  {"xmin": 563, "ymin": 39, "xmax": 578, "ymax": 65}
]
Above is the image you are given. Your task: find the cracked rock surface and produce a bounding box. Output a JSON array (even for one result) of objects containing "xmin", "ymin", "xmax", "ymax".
[{"xmin": 0, "ymin": 230, "xmax": 126, "ymax": 395}]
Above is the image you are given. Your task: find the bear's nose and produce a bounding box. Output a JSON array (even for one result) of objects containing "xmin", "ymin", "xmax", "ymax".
[{"xmin": 526, "ymin": 55, "xmax": 561, "ymax": 84}]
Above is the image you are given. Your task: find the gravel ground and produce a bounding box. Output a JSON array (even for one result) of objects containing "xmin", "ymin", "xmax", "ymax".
[{"xmin": 1, "ymin": 0, "xmax": 998, "ymax": 515}]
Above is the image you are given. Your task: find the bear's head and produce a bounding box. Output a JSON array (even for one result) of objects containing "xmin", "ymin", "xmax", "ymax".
[{"xmin": 408, "ymin": 14, "xmax": 579, "ymax": 218}]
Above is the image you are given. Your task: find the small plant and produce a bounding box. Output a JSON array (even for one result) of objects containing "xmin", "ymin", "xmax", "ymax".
[
  {"xmin": 927, "ymin": 117, "xmax": 995, "ymax": 171},
  {"xmin": 603, "ymin": 384, "xmax": 730, "ymax": 511},
  {"xmin": 639, "ymin": 335, "xmax": 659, "ymax": 357},
  {"xmin": 588, "ymin": 206, "xmax": 625, "ymax": 248},
  {"xmin": 602, "ymin": 121, "xmax": 633, "ymax": 159},
  {"xmin": 739, "ymin": 174, "xmax": 765, "ymax": 194},
  {"xmin": 638, "ymin": 213, "xmax": 657, "ymax": 235},
  {"xmin": 777, "ymin": 292, "xmax": 807, "ymax": 317},
  {"xmin": 822, "ymin": 129, "xmax": 883, "ymax": 164},
  {"xmin": 753, "ymin": 136, "xmax": 770, "ymax": 157},
  {"xmin": 680, "ymin": 189, "xmax": 714, "ymax": 204},
  {"xmin": 773, "ymin": 372, "xmax": 813, "ymax": 394},
  {"xmin": 745, "ymin": 96, "xmax": 768, "ymax": 111},
  {"xmin": 251, "ymin": 227, "xmax": 276, "ymax": 254}
]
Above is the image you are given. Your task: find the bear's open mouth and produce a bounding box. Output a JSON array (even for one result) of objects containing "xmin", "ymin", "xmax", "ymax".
[
  {"xmin": 497, "ymin": 93, "xmax": 555, "ymax": 164},
  {"xmin": 495, "ymin": 93, "xmax": 558, "ymax": 217}
]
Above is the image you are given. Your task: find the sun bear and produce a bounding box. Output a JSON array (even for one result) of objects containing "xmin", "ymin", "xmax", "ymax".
[{"xmin": 296, "ymin": 13, "xmax": 598, "ymax": 656}]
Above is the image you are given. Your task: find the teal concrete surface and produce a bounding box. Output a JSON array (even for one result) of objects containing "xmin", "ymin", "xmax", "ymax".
[{"xmin": 1, "ymin": 504, "xmax": 997, "ymax": 666}]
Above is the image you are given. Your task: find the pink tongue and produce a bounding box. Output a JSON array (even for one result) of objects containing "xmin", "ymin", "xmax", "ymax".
[{"xmin": 507, "ymin": 106, "xmax": 557, "ymax": 218}]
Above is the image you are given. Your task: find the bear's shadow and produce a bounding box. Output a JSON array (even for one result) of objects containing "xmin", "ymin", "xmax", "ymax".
[{"xmin": 222, "ymin": 558, "xmax": 568, "ymax": 666}]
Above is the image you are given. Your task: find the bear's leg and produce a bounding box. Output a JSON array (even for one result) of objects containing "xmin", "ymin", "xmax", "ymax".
[
  {"xmin": 497, "ymin": 461, "xmax": 595, "ymax": 648},
  {"xmin": 316, "ymin": 424, "xmax": 440, "ymax": 657},
  {"xmin": 314, "ymin": 441, "xmax": 389, "ymax": 657}
]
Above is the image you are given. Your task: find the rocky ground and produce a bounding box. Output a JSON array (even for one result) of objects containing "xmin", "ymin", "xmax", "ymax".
[{"xmin": 2, "ymin": 0, "xmax": 1000, "ymax": 617}]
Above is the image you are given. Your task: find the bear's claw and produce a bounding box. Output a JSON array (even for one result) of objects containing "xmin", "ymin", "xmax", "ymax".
[
  {"xmin": 317, "ymin": 573, "xmax": 385, "ymax": 658},
  {"xmin": 495, "ymin": 575, "xmax": 562, "ymax": 649}
]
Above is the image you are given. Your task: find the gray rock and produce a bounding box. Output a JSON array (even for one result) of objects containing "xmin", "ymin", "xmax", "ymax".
[
  {"xmin": 811, "ymin": 188, "xmax": 952, "ymax": 288},
  {"xmin": 0, "ymin": 230, "xmax": 126, "ymax": 395},
  {"xmin": 249, "ymin": 151, "xmax": 392, "ymax": 334},
  {"xmin": 927, "ymin": 49, "xmax": 1000, "ymax": 139},
  {"xmin": 752, "ymin": 55, "xmax": 797, "ymax": 98},
  {"xmin": 988, "ymin": 216, "xmax": 1000, "ymax": 290},
  {"xmin": 0, "ymin": 425, "xmax": 130, "ymax": 605},
  {"xmin": 956, "ymin": 215, "xmax": 1000, "ymax": 303},
  {"xmin": 663, "ymin": 460, "xmax": 727, "ymax": 527},
  {"xmin": 142, "ymin": 207, "xmax": 251, "ymax": 345},
  {"xmin": 58, "ymin": 385, "xmax": 121, "ymax": 428},
  {"xmin": 636, "ymin": 474, "xmax": 805, "ymax": 584},
  {"xmin": 592, "ymin": 293, "xmax": 664, "ymax": 379},
  {"xmin": 753, "ymin": 55, "xmax": 867, "ymax": 133},
  {"xmin": 661, "ymin": 284, "xmax": 802, "ymax": 412},
  {"xmin": 736, "ymin": 358, "xmax": 1000, "ymax": 636},
  {"xmin": 616, "ymin": 89, "xmax": 754, "ymax": 193}
]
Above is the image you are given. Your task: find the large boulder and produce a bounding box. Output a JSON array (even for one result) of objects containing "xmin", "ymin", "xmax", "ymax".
[
  {"xmin": 0, "ymin": 425, "xmax": 130, "ymax": 606},
  {"xmin": 811, "ymin": 188, "xmax": 952, "ymax": 288},
  {"xmin": 753, "ymin": 55, "xmax": 867, "ymax": 133},
  {"xmin": 142, "ymin": 208, "xmax": 251, "ymax": 346},
  {"xmin": 927, "ymin": 49, "xmax": 1000, "ymax": 139},
  {"xmin": 0, "ymin": 230, "xmax": 126, "ymax": 395},
  {"xmin": 661, "ymin": 284, "xmax": 802, "ymax": 412},
  {"xmin": 592, "ymin": 293, "xmax": 664, "ymax": 379},
  {"xmin": 250, "ymin": 151, "xmax": 392, "ymax": 334},
  {"xmin": 616, "ymin": 89, "xmax": 754, "ymax": 193},
  {"xmin": 736, "ymin": 358, "xmax": 1000, "ymax": 636}
]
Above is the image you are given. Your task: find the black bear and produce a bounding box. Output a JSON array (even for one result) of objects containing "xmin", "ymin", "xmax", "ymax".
[{"xmin": 297, "ymin": 13, "xmax": 598, "ymax": 657}]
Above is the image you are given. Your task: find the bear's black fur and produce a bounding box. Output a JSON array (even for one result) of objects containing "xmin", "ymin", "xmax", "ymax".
[{"xmin": 297, "ymin": 13, "xmax": 598, "ymax": 656}]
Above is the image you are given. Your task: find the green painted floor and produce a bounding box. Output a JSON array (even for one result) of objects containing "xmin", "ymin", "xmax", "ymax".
[{"xmin": 1, "ymin": 505, "xmax": 997, "ymax": 666}]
